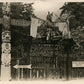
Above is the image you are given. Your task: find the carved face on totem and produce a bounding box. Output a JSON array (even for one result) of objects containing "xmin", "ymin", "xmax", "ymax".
[
  {"xmin": 2, "ymin": 31, "xmax": 11, "ymax": 42},
  {"xmin": 1, "ymin": 53, "xmax": 11, "ymax": 66},
  {"xmin": 2, "ymin": 43, "xmax": 11, "ymax": 54}
]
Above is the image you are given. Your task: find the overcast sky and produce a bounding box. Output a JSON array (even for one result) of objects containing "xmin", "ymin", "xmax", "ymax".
[
  {"xmin": 24, "ymin": 0, "xmax": 65, "ymax": 20},
  {"xmin": 28, "ymin": 0, "xmax": 65, "ymax": 37}
]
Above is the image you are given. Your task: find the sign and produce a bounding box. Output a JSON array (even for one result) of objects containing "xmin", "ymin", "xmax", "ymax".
[
  {"xmin": 11, "ymin": 19, "xmax": 30, "ymax": 27},
  {"xmin": 0, "ymin": 18, "xmax": 30, "ymax": 27},
  {"xmin": 13, "ymin": 64, "xmax": 32, "ymax": 69},
  {"xmin": 72, "ymin": 61, "xmax": 84, "ymax": 67}
]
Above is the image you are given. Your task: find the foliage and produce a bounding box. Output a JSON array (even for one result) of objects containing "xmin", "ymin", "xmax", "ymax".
[
  {"xmin": 0, "ymin": 2, "xmax": 34, "ymax": 20},
  {"xmin": 10, "ymin": 2, "xmax": 34, "ymax": 20},
  {"xmin": 60, "ymin": 2, "xmax": 84, "ymax": 60},
  {"xmin": 60, "ymin": 2, "xmax": 84, "ymax": 30},
  {"xmin": 0, "ymin": 3, "xmax": 3, "ymax": 17}
]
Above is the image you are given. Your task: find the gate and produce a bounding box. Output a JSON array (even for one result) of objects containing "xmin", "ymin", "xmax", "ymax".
[
  {"xmin": 72, "ymin": 68, "xmax": 84, "ymax": 79},
  {"xmin": 30, "ymin": 68, "xmax": 45, "ymax": 79}
]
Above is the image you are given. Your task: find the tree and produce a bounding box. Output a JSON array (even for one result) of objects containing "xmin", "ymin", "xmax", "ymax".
[
  {"xmin": 11, "ymin": 2, "xmax": 34, "ymax": 20},
  {"xmin": 60, "ymin": 2, "xmax": 84, "ymax": 30},
  {"xmin": 0, "ymin": 2, "xmax": 34, "ymax": 20}
]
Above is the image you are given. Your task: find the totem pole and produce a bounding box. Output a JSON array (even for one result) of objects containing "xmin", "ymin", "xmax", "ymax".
[{"xmin": 1, "ymin": 2, "xmax": 11, "ymax": 81}]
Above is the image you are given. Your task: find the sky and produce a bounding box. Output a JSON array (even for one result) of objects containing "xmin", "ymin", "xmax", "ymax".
[
  {"xmin": 2, "ymin": 0, "xmax": 84, "ymax": 20},
  {"xmin": 25, "ymin": 0, "xmax": 65, "ymax": 37},
  {"xmin": 24, "ymin": 0, "xmax": 65, "ymax": 20},
  {"xmin": 28, "ymin": 0, "xmax": 65, "ymax": 37}
]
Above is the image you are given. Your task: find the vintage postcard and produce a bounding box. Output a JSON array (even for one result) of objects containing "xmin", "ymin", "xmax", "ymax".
[{"xmin": 0, "ymin": 0, "xmax": 84, "ymax": 84}]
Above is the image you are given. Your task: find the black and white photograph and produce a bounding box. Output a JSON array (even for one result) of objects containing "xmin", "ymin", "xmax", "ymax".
[{"xmin": 0, "ymin": 0, "xmax": 84, "ymax": 83}]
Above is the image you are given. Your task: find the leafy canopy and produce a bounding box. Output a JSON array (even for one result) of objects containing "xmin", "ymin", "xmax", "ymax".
[
  {"xmin": 60, "ymin": 2, "xmax": 84, "ymax": 30},
  {"xmin": 0, "ymin": 2, "xmax": 34, "ymax": 20}
]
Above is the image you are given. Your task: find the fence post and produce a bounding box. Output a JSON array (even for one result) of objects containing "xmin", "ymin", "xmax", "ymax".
[{"xmin": 17, "ymin": 60, "xmax": 20, "ymax": 80}]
